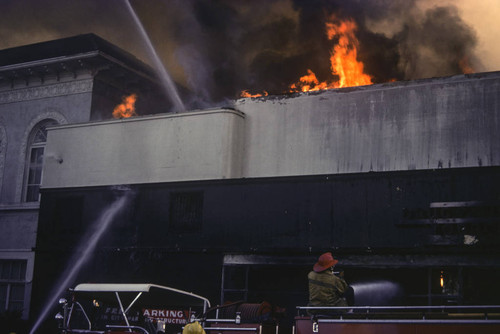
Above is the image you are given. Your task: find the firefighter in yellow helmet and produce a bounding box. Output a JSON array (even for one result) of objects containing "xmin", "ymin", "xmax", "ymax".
[{"xmin": 183, "ymin": 321, "xmax": 206, "ymax": 334}]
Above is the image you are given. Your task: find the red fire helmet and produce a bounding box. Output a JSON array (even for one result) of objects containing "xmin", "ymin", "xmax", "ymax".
[{"xmin": 313, "ymin": 252, "xmax": 339, "ymax": 272}]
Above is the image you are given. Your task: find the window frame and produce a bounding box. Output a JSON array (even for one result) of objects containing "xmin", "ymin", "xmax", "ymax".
[
  {"xmin": 168, "ymin": 191, "xmax": 204, "ymax": 233},
  {"xmin": 0, "ymin": 259, "xmax": 28, "ymax": 314},
  {"xmin": 22, "ymin": 119, "xmax": 58, "ymax": 202}
]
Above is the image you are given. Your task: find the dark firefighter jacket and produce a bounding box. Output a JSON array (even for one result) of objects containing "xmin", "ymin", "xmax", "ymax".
[{"xmin": 308, "ymin": 270, "xmax": 348, "ymax": 307}]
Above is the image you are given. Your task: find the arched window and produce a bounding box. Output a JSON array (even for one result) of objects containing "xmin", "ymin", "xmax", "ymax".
[{"xmin": 23, "ymin": 119, "xmax": 58, "ymax": 202}]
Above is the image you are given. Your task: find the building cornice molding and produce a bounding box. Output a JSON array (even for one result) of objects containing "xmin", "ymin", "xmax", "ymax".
[{"xmin": 0, "ymin": 79, "xmax": 93, "ymax": 104}]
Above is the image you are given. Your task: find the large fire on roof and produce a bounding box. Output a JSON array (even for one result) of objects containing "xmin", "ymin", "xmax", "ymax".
[
  {"xmin": 105, "ymin": 1, "xmax": 481, "ymax": 117},
  {"xmin": 1, "ymin": 1, "xmax": 489, "ymax": 110},
  {"xmin": 240, "ymin": 9, "xmax": 474, "ymax": 98},
  {"xmin": 241, "ymin": 15, "xmax": 374, "ymax": 97}
]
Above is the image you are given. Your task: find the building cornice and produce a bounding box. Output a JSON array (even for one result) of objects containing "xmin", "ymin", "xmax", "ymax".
[
  {"xmin": 0, "ymin": 51, "xmax": 100, "ymax": 72},
  {"xmin": 0, "ymin": 79, "xmax": 93, "ymax": 104},
  {"xmin": 0, "ymin": 50, "xmax": 158, "ymax": 87}
]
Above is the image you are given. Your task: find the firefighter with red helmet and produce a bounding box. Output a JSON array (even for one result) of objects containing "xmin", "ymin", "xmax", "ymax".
[{"xmin": 307, "ymin": 252, "xmax": 350, "ymax": 313}]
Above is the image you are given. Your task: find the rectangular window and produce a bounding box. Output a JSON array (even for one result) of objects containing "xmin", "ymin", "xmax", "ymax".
[
  {"xmin": 169, "ymin": 192, "xmax": 203, "ymax": 232},
  {"xmin": 0, "ymin": 260, "xmax": 27, "ymax": 313}
]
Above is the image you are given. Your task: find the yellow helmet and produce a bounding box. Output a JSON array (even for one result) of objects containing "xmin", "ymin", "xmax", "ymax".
[{"xmin": 183, "ymin": 321, "xmax": 206, "ymax": 334}]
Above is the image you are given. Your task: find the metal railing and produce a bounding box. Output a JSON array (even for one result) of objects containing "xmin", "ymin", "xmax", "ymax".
[{"xmin": 296, "ymin": 305, "xmax": 500, "ymax": 324}]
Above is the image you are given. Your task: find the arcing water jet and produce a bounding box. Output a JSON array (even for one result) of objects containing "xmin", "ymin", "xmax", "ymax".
[
  {"xmin": 124, "ymin": 0, "xmax": 185, "ymax": 113},
  {"xmin": 29, "ymin": 193, "xmax": 132, "ymax": 334}
]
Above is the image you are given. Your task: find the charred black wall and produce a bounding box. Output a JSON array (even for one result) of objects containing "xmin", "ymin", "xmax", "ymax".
[
  {"xmin": 33, "ymin": 166, "xmax": 500, "ymax": 320},
  {"xmin": 39, "ymin": 166, "xmax": 500, "ymax": 252}
]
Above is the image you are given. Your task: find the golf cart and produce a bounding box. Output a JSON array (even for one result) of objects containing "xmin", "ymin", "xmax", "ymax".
[{"xmin": 55, "ymin": 283, "xmax": 211, "ymax": 334}]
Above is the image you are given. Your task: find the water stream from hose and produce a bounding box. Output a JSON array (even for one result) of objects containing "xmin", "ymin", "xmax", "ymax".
[
  {"xmin": 124, "ymin": 0, "xmax": 185, "ymax": 113},
  {"xmin": 29, "ymin": 193, "xmax": 131, "ymax": 334}
]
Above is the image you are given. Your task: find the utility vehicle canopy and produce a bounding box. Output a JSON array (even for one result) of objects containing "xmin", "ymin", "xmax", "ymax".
[{"xmin": 72, "ymin": 283, "xmax": 211, "ymax": 310}]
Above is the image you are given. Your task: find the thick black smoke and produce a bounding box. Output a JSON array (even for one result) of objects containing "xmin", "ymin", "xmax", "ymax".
[
  {"xmin": 0, "ymin": 0, "xmax": 481, "ymax": 111},
  {"xmin": 164, "ymin": 0, "xmax": 479, "ymax": 109}
]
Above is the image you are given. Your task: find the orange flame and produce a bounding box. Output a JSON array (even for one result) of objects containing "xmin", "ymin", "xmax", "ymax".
[
  {"xmin": 289, "ymin": 16, "xmax": 372, "ymax": 92},
  {"xmin": 240, "ymin": 16, "xmax": 373, "ymax": 97},
  {"xmin": 289, "ymin": 70, "xmax": 330, "ymax": 92},
  {"xmin": 240, "ymin": 90, "xmax": 269, "ymax": 98},
  {"xmin": 326, "ymin": 17, "xmax": 373, "ymax": 88},
  {"xmin": 459, "ymin": 56, "xmax": 474, "ymax": 74},
  {"xmin": 113, "ymin": 94, "xmax": 138, "ymax": 119}
]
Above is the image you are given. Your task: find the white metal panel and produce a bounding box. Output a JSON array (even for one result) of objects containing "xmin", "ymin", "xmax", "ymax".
[{"xmin": 42, "ymin": 108, "xmax": 245, "ymax": 188}]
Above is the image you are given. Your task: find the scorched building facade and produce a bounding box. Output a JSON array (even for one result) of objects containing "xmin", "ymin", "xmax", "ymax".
[
  {"xmin": 0, "ymin": 34, "xmax": 169, "ymax": 324},
  {"xmin": 34, "ymin": 70, "xmax": 500, "ymax": 328}
]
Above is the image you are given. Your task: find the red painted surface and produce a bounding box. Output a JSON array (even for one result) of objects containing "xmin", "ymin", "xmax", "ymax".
[{"xmin": 295, "ymin": 317, "xmax": 500, "ymax": 334}]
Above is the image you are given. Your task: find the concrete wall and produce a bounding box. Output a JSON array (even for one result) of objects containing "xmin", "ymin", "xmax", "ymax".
[
  {"xmin": 0, "ymin": 74, "xmax": 95, "ymax": 319},
  {"xmin": 43, "ymin": 108, "xmax": 245, "ymax": 188},
  {"xmin": 0, "ymin": 76, "xmax": 94, "ymax": 203},
  {"xmin": 42, "ymin": 72, "xmax": 500, "ymax": 188},
  {"xmin": 235, "ymin": 72, "xmax": 500, "ymax": 178}
]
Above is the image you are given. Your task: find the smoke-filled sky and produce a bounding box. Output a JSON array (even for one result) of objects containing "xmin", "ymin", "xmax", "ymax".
[{"xmin": 1, "ymin": 0, "xmax": 499, "ymax": 109}]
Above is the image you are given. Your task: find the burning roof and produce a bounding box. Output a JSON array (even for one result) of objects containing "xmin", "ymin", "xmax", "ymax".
[
  {"xmin": 241, "ymin": 14, "xmax": 375, "ymax": 97},
  {"xmin": 0, "ymin": 1, "xmax": 485, "ymax": 111},
  {"xmin": 236, "ymin": 3, "xmax": 478, "ymax": 98},
  {"xmin": 173, "ymin": 0, "xmax": 480, "ymax": 106}
]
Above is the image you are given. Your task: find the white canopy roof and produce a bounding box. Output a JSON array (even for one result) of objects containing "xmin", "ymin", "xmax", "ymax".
[{"xmin": 73, "ymin": 283, "xmax": 211, "ymax": 308}]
